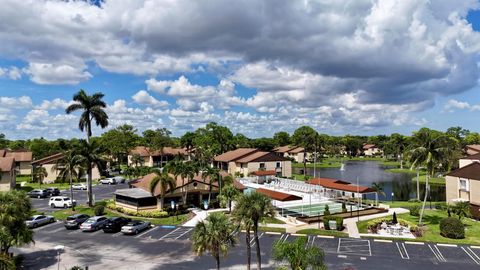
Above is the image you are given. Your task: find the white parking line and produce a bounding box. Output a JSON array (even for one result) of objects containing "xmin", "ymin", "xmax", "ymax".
[
  {"xmin": 266, "ymin": 232, "xmax": 282, "ymax": 235},
  {"xmin": 374, "ymin": 239, "xmax": 392, "ymax": 243},
  {"xmin": 250, "ymin": 232, "xmax": 264, "ymax": 247},
  {"xmin": 159, "ymin": 227, "xmax": 181, "ymax": 240},
  {"xmin": 135, "ymin": 226, "xmax": 160, "ymax": 238},
  {"xmin": 405, "ymin": 241, "xmax": 424, "ymax": 245},
  {"xmin": 175, "ymin": 228, "xmax": 193, "ymax": 240},
  {"xmin": 316, "ymin": 235, "xmax": 334, "ymax": 239},
  {"xmin": 437, "ymin": 243, "xmax": 457, "ymax": 247},
  {"xmin": 360, "ymin": 257, "xmax": 367, "ymax": 261},
  {"xmin": 396, "ymin": 242, "xmax": 409, "ymax": 260},
  {"xmin": 337, "ymin": 238, "xmax": 371, "ymax": 256},
  {"xmin": 462, "ymin": 246, "xmax": 480, "ymax": 265},
  {"xmin": 111, "ymin": 232, "xmax": 122, "ymax": 237},
  {"xmin": 428, "ymin": 244, "xmax": 446, "ymax": 262},
  {"xmin": 282, "ymin": 234, "xmax": 290, "ymax": 243},
  {"xmin": 337, "ymin": 255, "xmax": 347, "ymax": 258}
]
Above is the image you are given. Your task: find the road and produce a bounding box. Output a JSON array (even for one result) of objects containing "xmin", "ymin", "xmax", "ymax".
[{"xmin": 15, "ymin": 222, "xmax": 480, "ymax": 270}]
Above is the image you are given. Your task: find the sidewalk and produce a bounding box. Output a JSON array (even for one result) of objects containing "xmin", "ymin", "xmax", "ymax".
[
  {"xmin": 183, "ymin": 208, "xmax": 229, "ymax": 227},
  {"xmin": 344, "ymin": 208, "xmax": 409, "ymax": 238}
]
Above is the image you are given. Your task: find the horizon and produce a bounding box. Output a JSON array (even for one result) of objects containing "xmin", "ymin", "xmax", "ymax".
[{"xmin": 1, "ymin": 1, "xmax": 480, "ymax": 140}]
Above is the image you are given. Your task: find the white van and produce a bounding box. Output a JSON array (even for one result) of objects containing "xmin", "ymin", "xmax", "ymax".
[{"xmin": 49, "ymin": 196, "xmax": 76, "ymax": 208}]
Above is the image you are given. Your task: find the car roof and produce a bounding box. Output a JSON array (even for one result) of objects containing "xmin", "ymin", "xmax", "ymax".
[
  {"xmin": 69, "ymin": 214, "xmax": 84, "ymax": 218},
  {"xmin": 50, "ymin": 196, "xmax": 69, "ymax": 199},
  {"xmin": 31, "ymin": 214, "xmax": 44, "ymax": 218},
  {"xmin": 90, "ymin": 216, "xmax": 106, "ymax": 220}
]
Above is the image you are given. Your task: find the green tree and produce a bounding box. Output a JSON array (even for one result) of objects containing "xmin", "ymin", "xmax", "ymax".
[
  {"xmin": 233, "ymin": 133, "xmax": 252, "ymax": 148},
  {"xmin": 292, "ymin": 126, "xmax": 318, "ymax": 177},
  {"xmin": 0, "ymin": 133, "xmax": 8, "ymax": 149},
  {"xmin": 371, "ymin": 182, "xmax": 386, "ymax": 203},
  {"xmin": 32, "ymin": 166, "xmax": 48, "ymax": 186},
  {"xmin": 142, "ymin": 128, "xmax": 172, "ymax": 167},
  {"xmin": 192, "ymin": 212, "xmax": 236, "ymax": 270},
  {"xmin": 130, "ymin": 153, "xmax": 144, "ymax": 167},
  {"xmin": 149, "ymin": 170, "xmax": 176, "ymax": 210},
  {"xmin": 221, "ymin": 185, "xmax": 239, "ymax": 213},
  {"xmin": 232, "ymin": 193, "xmax": 254, "ymax": 270},
  {"xmin": 53, "ymin": 150, "xmax": 83, "ymax": 211},
  {"xmin": 385, "ymin": 133, "xmax": 408, "ymax": 169},
  {"xmin": 252, "ymin": 137, "xmax": 276, "ymax": 151},
  {"xmin": 452, "ymin": 201, "xmax": 471, "ymax": 220},
  {"xmin": 100, "ymin": 124, "xmax": 140, "ymax": 166},
  {"xmin": 272, "ymin": 236, "xmax": 327, "ymax": 270},
  {"xmin": 202, "ymin": 166, "xmax": 220, "ymax": 205},
  {"xmin": 465, "ymin": 132, "xmax": 480, "ymax": 145},
  {"xmin": 273, "ymin": 131, "xmax": 291, "ymax": 147},
  {"xmin": 0, "ymin": 191, "xmax": 34, "ymax": 259},
  {"xmin": 75, "ymin": 139, "xmax": 105, "ymax": 206},
  {"xmin": 66, "ymin": 89, "xmax": 109, "ymax": 206},
  {"xmin": 408, "ymin": 128, "xmax": 458, "ymax": 224},
  {"xmin": 180, "ymin": 131, "xmax": 197, "ymax": 159}
]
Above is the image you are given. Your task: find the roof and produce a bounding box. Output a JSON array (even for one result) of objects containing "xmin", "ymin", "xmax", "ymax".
[
  {"xmin": 363, "ymin": 144, "xmax": 376, "ymax": 150},
  {"xmin": 114, "ymin": 188, "xmax": 154, "ymax": 199},
  {"xmin": 273, "ymin": 145, "xmax": 304, "ymax": 154},
  {"xmin": 256, "ymin": 188, "xmax": 302, "ymax": 201},
  {"xmin": 447, "ymin": 162, "xmax": 480, "ymax": 180},
  {"xmin": 236, "ymin": 152, "xmax": 289, "ymax": 163},
  {"xmin": 5, "ymin": 151, "xmax": 32, "ymax": 162},
  {"xmin": 251, "ymin": 170, "xmax": 276, "ymax": 176},
  {"xmin": 129, "ymin": 146, "xmax": 187, "ymax": 157},
  {"xmin": 308, "ymin": 178, "xmax": 376, "ymax": 193},
  {"xmin": 0, "ymin": 157, "xmax": 15, "ymax": 171},
  {"xmin": 288, "ymin": 147, "xmax": 305, "ymax": 154},
  {"xmin": 0, "ymin": 149, "xmax": 5, "ymax": 157},
  {"xmin": 462, "ymin": 153, "xmax": 480, "ymax": 160},
  {"xmin": 233, "ymin": 179, "xmax": 247, "ymax": 190},
  {"xmin": 31, "ymin": 153, "xmax": 64, "ymax": 166},
  {"xmin": 467, "ymin": 145, "xmax": 480, "ymax": 152},
  {"xmin": 214, "ymin": 148, "xmax": 258, "ymax": 162}
]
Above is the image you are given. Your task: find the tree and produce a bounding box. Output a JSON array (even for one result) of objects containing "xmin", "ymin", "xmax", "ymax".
[
  {"xmin": 75, "ymin": 140, "xmax": 105, "ymax": 206},
  {"xmin": 66, "ymin": 89, "xmax": 109, "ymax": 206},
  {"xmin": 233, "ymin": 192, "xmax": 274, "ymax": 270},
  {"xmin": 180, "ymin": 131, "xmax": 197, "ymax": 160},
  {"xmin": 233, "ymin": 133, "xmax": 252, "ymax": 148},
  {"xmin": 0, "ymin": 133, "xmax": 8, "ymax": 149},
  {"xmin": 371, "ymin": 182, "xmax": 386, "ymax": 203},
  {"xmin": 0, "ymin": 191, "xmax": 34, "ymax": 260},
  {"xmin": 32, "ymin": 166, "xmax": 48, "ymax": 185},
  {"xmin": 385, "ymin": 133, "xmax": 408, "ymax": 169},
  {"xmin": 192, "ymin": 212, "xmax": 236, "ymax": 270},
  {"xmin": 130, "ymin": 153, "xmax": 144, "ymax": 167},
  {"xmin": 202, "ymin": 166, "xmax": 220, "ymax": 205},
  {"xmin": 408, "ymin": 128, "xmax": 458, "ymax": 225},
  {"xmin": 53, "ymin": 150, "xmax": 83, "ymax": 211},
  {"xmin": 221, "ymin": 185, "xmax": 239, "ymax": 213},
  {"xmin": 252, "ymin": 137, "xmax": 276, "ymax": 151},
  {"xmin": 149, "ymin": 170, "xmax": 176, "ymax": 210},
  {"xmin": 142, "ymin": 128, "xmax": 172, "ymax": 167},
  {"xmin": 273, "ymin": 131, "xmax": 291, "ymax": 147},
  {"xmin": 232, "ymin": 193, "xmax": 254, "ymax": 270},
  {"xmin": 452, "ymin": 201, "xmax": 470, "ymax": 220},
  {"xmin": 100, "ymin": 124, "xmax": 140, "ymax": 166},
  {"xmin": 272, "ymin": 236, "xmax": 327, "ymax": 270},
  {"xmin": 465, "ymin": 132, "xmax": 480, "ymax": 145},
  {"xmin": 292, "ymin": 126, "xmax": 318, "ymax": 177}
]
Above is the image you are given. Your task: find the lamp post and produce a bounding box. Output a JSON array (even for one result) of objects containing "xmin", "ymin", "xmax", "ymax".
[
  {"xmin": 391, "ymin": 192, "xmax": 394, "ymax": 203},
  {"xmin": 54, "ymin": 245, "xmax": 64, "ymax": 270}
]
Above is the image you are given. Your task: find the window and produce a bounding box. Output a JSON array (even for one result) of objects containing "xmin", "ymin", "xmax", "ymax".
[
  {"xmin": 259, "ymin": 163, "xmax": 265, "ymax": 169},
  {"xmin": 460, "ymin": 178, "xmax": 469, "ymax": 191},
  {"xmin": 276, "ymin": 162, "xmax": 281, "ymax": 168}
]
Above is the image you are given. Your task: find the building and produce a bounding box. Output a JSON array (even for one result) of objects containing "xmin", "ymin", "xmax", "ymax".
[
  {"xmin": 127, "ymin": 146, "xmax": 187, "ymax": 167},
  {"xmin": 114, "ymin": 171, "xmax": 224, "ymax": 211},
  {"xmin": 0, "ymin": 149, "xmax": 32, "ymax": 175},
  {"xmin": 31, "ymin": 153, "xmax": 101, "ymax": 183},
  {"xmin": 214, "ymin": 148, "xmax": 292, "ymax": 178},
  {"xmin": 0, "ymin": 157, "xmax": 16, "ymax": 191},
  {"xmin": 362, "ymin": 144, "xmax": 383, "ymax": 156},
  {"xmin": 466, "ymin": 145, "xmax": 480, "ymax": 156},
  {"xmin": 458, "ymin": 152, "xmax": 480, "ymax": 168},
  {"xmin": 273, "ymin": 145, "xmax": 312, "ymax": 163}
]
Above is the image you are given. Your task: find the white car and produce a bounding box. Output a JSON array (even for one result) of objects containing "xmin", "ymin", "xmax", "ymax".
[
  {"xmin": 121, "ymin": 220, "xmax": 151, "ymax": 235},
  {"xmin": 80, "ymin": 216, "xmax": 109, "ymax": 232},
  {"xmin": 99, "ymin": 178, "xmax": 117, "ymax": 185},
  {"xmin": 26, "ymin": 215, "xmax": 55, "ymax": 228},
  {"xmin": 49, "ymin": 196, "xmax": 76, "ymax": 208},
  {"xmin": 72, "ymin": 183, "xmax": 87, "ymax": 190}
]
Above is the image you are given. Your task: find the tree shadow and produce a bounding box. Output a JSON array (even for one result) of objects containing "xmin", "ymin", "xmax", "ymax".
[
  {"xmin": 19, "ymin": 249, "xmax": 58, "ymax": 270},
  {"xmin": 422, "ymin": 215, "xmax": 443, "ymax": 225}
]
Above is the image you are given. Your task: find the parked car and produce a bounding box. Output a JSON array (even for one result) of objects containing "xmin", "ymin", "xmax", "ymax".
[
  {"xmin": 45, "ymin": 187, "xmax": 61, "ymax": 196},
  {"xmin": 49, "ymin": 196, "xmax": 76, "ymax": 208},
  {"xmin": 113, "ymin": 176, "xmax": 125, "ymax": 184},
  {"xmin": 72, "ymin": 183, "xmax": 87, "ymax": 190},
  {"xmin": 26, "ymin": 215, "xmax": 55, "ymax": 228},
  {"xmin": 99, "ymin": 178, "xmax": 117, "ymax": 185},
  {"xmin": 64, "ymin": 214, "xmax": 90, "ymax": 229},
  {"xmin": 103, "ymin": 217, "xmax": 132, "ymax": 233},
  {"xmin": 80, "ymin": 216, "xmax": 109, "ymax": 232},
  {"xmin": 121, "ymin": 220, "xmax": 151, "ymax": 235},
  {"xmin": 27, "ymin": 189, "xmax": 49, "ymax": 198}
]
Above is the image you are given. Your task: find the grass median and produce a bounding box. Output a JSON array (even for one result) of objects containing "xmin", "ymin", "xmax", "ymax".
[{"xmin": 295, "ymin": 228, "xmax": 348, "ymax": 237}]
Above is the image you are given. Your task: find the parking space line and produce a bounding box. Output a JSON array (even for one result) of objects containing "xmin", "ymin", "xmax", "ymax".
[
  {"xmin": 462, "ymin": 246, "xmax": 480, "ymax": 265},
  {"xmin": 316, "ymin": 235, "xmax": 334, "ymax": 239},
  {"xmin": 360, "ymin": 257, "xmax": 367, "ymax": 261},
  {"xmin": 265, "ymin": 232, "xmax": 281, "ymax": 235},
  {"xmin": 175, "ymin": 228, "xmax": 192, "ymax": 240},
  {"xmin": 338, "ymin": 255, "xmax": 347, "ymax": 258},
  {"xmin": 428, "ymin": 244, "xmax": 447, "ymax": 262},
  {"xmin": 310, "ymin": 236, "xmax": 316, "ymax": 248},
  {"xmin": 471, "ymin": 246, "xmax": 480, "ymax": 249},
  {"xmin": 405, "ymin": 241, "xmax": 424, "ymax": 245},
  {"xmin": 250, "ymin": 232, "xmax": 264, "ymax": 247},
  {"xmin": 374, "ymin": 239, "xmax": 392, "ymax": 243},
  {"xmin": 282, "ymin": 234, "xmax": 289, "ymax": 243},
  {"xmin": 135, "ymin": 226, "xmax": 160, "ymax": 238},
  {"xmin": 337, "ymin": 238, "xmax": 371, "ymax": 256},
  {"xmin": 159, "ymin": 227, "xmax": 181, "ymax": 240},
  {"xmin": 437, "ymin": 243, "xmax": 457, "ymax": 247},
  {"xmin": 396, "ymin": 242, "xmax": 409, "ymax": 260},
  {"xmin": 111, "ymin": 232, "xmax": 122, "ymax": 237}
]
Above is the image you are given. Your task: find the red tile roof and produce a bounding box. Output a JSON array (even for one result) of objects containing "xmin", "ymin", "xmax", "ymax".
[
  {"xmin": 233, "ymin": 179, "xmax": 246, "ymax": 190},
  {"xmin": 130, "ymin": 146, "xmax": 187, "ymax": 157},
  {"xmin": 31, "ymin": 153, "xmax": 64, "ymax": 166},
  {"xmin": 214, "ymin": 148, "xmax": 258, "ymax": 162},
  {"xmin": 256, "ymin": 188, "xmax": 302, "ymax": 201},
  {"xmin": 308, "ymin": 178, "xmax": 375, "ymax": 193},
  {"xmin": 5, "ymin": 150, "xmax": 32, "ymax": 162},
  {"xmin": 0, "ymin": 157, "xmax": 14, "ymax": 171},
  {"xmin": 462, "ymin": 153, "xmax": 480, "ymax": 160},
  {"xmin": 251, "ymin": 170, "xmax": 276, "ymax": 176},
  {"xmin": 362, "ymin": 144, "xmax": 376, "ymax": 150},
  {"xmin": 447, "ymin": 162, "xmax": 480, "ymax": 180}
]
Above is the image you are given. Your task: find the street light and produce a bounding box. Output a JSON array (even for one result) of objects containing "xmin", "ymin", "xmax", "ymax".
[
  {"xmin": 391, "ymin": 192, "xmax": 394, "ymax": 203},
  {"xmin": 54, "ymin": 245, "xmax": 64, "ymax": 270}
]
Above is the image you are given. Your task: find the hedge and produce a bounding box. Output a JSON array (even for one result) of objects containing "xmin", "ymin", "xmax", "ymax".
[{"xmin": 439, "ymin": 217, "xmax": 465, "ymax": 239}]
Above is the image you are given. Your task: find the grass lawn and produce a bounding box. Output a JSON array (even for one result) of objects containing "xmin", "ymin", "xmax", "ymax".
[
  {"xmin": 412, "ymin": 175, "xmax": 445, "ymax": 185},
  {"xmin": 18, "ymin": 182, "xmax": 74, "ymax": 192},
  {"xmin": 357, "ymin": 210, "xmax": 480, "ymax": 245},
  {"xmin": 16, "ymin": 175, "xmax": 31, "ymax": 182},
  {"xmin": 296, "ymin": 228, "xmax": 348, "ymax": 237},
  {"xmin": 258, "ymin": 226, "xmax": 286, "ymax": 233},
  {"xmin": 292, "ymin": 173, "xmax": 310, "ymax": 181},
  {"xmin": 379, "ymin": 160, "xmax": 401, "ymax": 167},
  {"xmin": 261, "ymin": 216, "xmax": 286, "ymax": 224},
  {"xmin": 385, "ymin": 168, "xmax": 418, "ymax": 174},
  {"xmin": 292, "ymin": 161, "xmax": 342, "ymax": 169},
  {"xmin": 44, "ymin": 205, "xmax": 189, "ymax": 226},
  {"xmin": 383, "ymin": 201, "xmax": 422, "ymax": 208}
]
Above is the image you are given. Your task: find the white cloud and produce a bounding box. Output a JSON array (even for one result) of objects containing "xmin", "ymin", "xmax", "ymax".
[
  {"xmin": 36, "ymin": 98, "xmax": 72, "ymax": 110},
  {"xmin": 0, "ymin": 96, "xmax": 33, "ymax": 108},
  {"xmin": 443, "ymin": 99, "xmax": 480, "ymax": 112},
  {"xmin": 132, "ymin": 90, "xmax": 169, "ymax": 107},
  {"xmin": 24, "ymin": 62, "xmax": 92, "ymax": 85},
  {"xmin": 0, "ymin": 66, "xmax": 21, "ymax": 80}
]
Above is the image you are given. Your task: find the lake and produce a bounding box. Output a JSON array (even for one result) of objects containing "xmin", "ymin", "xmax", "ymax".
[{"xmin": 293, "ymin": 160, "xmax": 446, "ymax": 202}]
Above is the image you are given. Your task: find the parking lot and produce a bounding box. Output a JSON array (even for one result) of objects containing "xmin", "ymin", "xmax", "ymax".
[{"xmin": 16, "ymin": 219, "xmax": 480, "ymax": 270}]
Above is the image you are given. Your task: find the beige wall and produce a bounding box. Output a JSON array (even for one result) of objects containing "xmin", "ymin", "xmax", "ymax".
[
  {"xmin": 364, "ymin": 148, "xmax": 382, "ymax": 156},
  {"xmin": 471, "ymin": 180, "xmax": 480, "ymax": 205},
  {"xmin": 224, "ymin": 159, "xmax": 292, "ymax": 178},
  {"xmin": 446, "ymin": 175, "xmax": 480, "ymax": 205},
  {"xmin": 17, "ymin": 161, "xmax": 32, "ymax": 175},
  {"xmin": 115, "ymin": 201, "xmax": 157, "ymax": 212},
  {"xmin": 445, "ymin": 176, "xmax": 459, "ymax": 203},
  {"xmin": 41, "ymin": 164, "xmax": 101, "ymax": 184},
  {"xmin": 127, "ymin": 155, "xmax": 152, "ymax": 167},
  {"xmin": 0, "ymin": 170, "xmax": 15, "ymax": 191}
]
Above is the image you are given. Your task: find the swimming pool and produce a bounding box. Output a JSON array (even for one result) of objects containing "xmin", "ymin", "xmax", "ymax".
[{"xmin": 278, "ymin": 201, "xmax": 364, "ymax": 217}]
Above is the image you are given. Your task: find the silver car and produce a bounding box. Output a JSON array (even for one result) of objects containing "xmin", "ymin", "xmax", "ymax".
[
  {"xmin": 72, "ymin": 183, "xmax": 87, "ymax": 190},
  {"xmin": 79, "ymin": 216, "xmax": 108, "ymax": 232},
  {"xmin": 121, "ymin": 220, "xmax": 151, "ymax": 235},
  {"xmin": 26, "ymin": 215, "xmax": 55, "ymax": 228}
]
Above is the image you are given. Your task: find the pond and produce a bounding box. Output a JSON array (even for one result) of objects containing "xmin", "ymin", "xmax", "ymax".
[{"xmin": 293, "ymin": 160, "xmax": 445, "ymax": 202}]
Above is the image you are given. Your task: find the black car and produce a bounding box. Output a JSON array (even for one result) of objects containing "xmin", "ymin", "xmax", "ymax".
[
  {"xmin": 103, "ymin": 217, "xmax": 132, "ymax": 233},
  {"xmin": 64, "ymin": 214, "xmax": 90, "ymax": 229},
  {"xmin": 27, "ymin": 189, "xmax": 49, "ymax": 198},
  {"xmin": 45, "ymin": 187, "xmax": 61, "ymax": 196}
]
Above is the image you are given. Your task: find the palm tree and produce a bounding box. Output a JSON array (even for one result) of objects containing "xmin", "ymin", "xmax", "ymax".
[
  {"xmin": 232, "ymin": 193, "xmax": 254, "ymax": 270},
  {"xmin": 371, "ymin": 182, "xmax": 385, "ymax": 205},
  {"xmin": 234, "ymin": 192, "xmax": 274, "ymax": 270},
  {"xmin": 149, "ymin": 169, "xmax": 176, "ymax": 210},
  {"xmin": 75, "ymin": 140, "xmax": 105, "ymax": 206},
  {"xmin": 53, "ymin": 151, "xmax": 83, "ymax": 211},
  {"xmin": 221, "ymin": 185, "xmax": 239, "ymax": 213},
  {"xmin": 66, "ymin": 89, "xmax": 109, "ymax": 206},
  {"xmin": 179, "ymin": 161, "xmax": 198, "ymax": 206},
  {"xmin": 192, "ymin": 212, "xmax": 236, "ymax": 270},
  {"xmin": 272, "ymin": 236, "xmax": 327, "ymax": 270},
  {"xmin": 453, "ymin": 201, "xmax": 471, "ymax": 220},
  {"xmin": 408, "ymin": 128, "xmax": 458, "ymax": 225},
  {"xmin": 202, "ymin": 166, "xmax": 220, "ymax": 205},
  {"xmin": 33, "ymin": 166, "xmax": 48, "ymax": 186}
]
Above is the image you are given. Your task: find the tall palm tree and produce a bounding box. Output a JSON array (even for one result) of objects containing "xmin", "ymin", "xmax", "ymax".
[
  {"xmin": 33, "ymin": 166, "xmax": 48, "ymax": 186},
  {"xmin": 408, "ymin": 128, "xmax": 457, "ymax": 224},
  {"xmin": 66, "ymin": 89, "xmax": 109, "ymax": 206},
  {"xmin": 233, "ymin": 193, "xmax": 254, "ymax": 270},
  {"xmin": 52, "ymin": 151, "xmax": 83, "ymax": 211},
  {"xmin": 371, "ymin": 182, "xmax": 386, "ymax": 206},
  {"xmin": 75, "ymin": 140, "xmax": 105, "ymax": 206},
  {"xmin": 221, "ymin": 185, "xmax": 239, "ymax": 213},
  {"xmin": 179, "ymin": 161, "xmax": 198, "ymax": 206},
  {"xmin": 202, "ymin": 166, "xmax": 220, "ymax": 205},
  {"xmin": 272, "ymin": 236, "xmax": 326, "ymax": 270},
  {"xmin": 149, "ymin": 169, "xmax": 176, "ymax": 210},
  {"xmin": 234, "ymin": 192, "xmax": 274, "ymax": 270},
  {"xmin": 192, "ymin": 212, "xmax": 236, "ymax": 270}
]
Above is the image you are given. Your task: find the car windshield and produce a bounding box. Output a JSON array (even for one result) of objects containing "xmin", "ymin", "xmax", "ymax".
[
  {"xmin": 84, "ymin": 219, "xmax": 94, "ymax": 224},
  {"xmin": 67, "ymin": 216, "xmax": 77, "ymax": 220},
  {"xmin": 26, "ymin": 217, "xmax": 34, "ymax": 221},
  {"xmin": 64, "ymin": 198, "xmax": 70, "ymax": 201}
]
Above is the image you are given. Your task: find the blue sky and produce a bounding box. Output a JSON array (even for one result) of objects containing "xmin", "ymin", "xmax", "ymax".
[{"xmin": 0, "ymin": 1, "xmax": 480, "ymax": 139}]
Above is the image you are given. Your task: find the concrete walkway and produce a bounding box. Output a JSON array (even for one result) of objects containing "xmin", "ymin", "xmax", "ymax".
[
  {"xmin": 344, "ymin": 207, "xmax": 409, "ymax": 238},
  {"xmin": 183, "ymin": 208, "xmax": 230, "ymax": 227}
]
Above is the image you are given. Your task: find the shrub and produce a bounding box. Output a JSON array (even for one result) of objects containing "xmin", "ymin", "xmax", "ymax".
[
  {"xmin": 324, "ymin": 205, "xmax": 330, "ymax": 216},
  {"xmin": 435, "ymin": 202, "xmax": 447, "ymax": 210},
  {"xmin": 95, "ymin": 201, "xmax": 107, "ymax": 207},
  {"xmin": 439, "ymin": 217, "xmax": 465, "ymax": 239},
  {"xmin": 408, "ymin": 205, "xmax": 420, "ymax": 216},
  {"xmin": 105, "ymin": 202, "xmax": 169, "ymax": 218},
  {"xmin": 408, "ymin": 199, "xmax": 421, "ymax": 203},
  {"xmin": 94, "ymin": 205, "xmax": 105, "ymax": 216}
]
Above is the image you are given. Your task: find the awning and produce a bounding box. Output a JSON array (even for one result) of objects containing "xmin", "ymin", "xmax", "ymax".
[
  {"xmin": 251, "ymin": 170, "xmax": 276, "ymax": 176},
  {"xmin": 256, "ymin": 188, "xmax": 302, "ymax": 201}
]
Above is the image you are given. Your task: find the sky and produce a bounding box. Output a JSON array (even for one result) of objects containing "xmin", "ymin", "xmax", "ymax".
[{"xmin": 0, "ymin": 0, "xmax": 480, "ymax": 140}]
